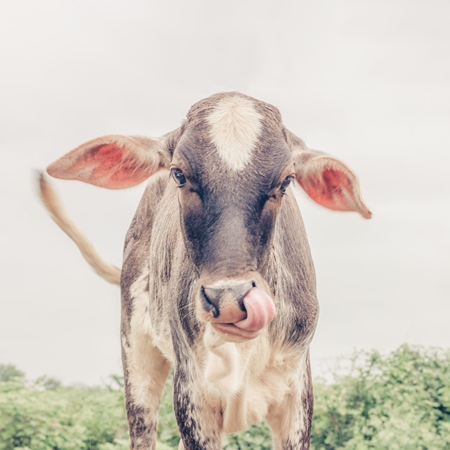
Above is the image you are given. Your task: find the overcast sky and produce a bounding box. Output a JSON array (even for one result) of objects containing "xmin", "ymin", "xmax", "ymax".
[{"xmin": 1, "ymin": 0, "xmax": 449, "ymax": 385}]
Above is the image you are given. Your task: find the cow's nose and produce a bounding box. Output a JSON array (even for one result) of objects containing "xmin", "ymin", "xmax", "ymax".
[{"xmin": 201, "ymin": 281, "xmax": 254, "ymax": 318}]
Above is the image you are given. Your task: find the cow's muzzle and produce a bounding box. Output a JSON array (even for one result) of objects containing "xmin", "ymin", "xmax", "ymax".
[
  {"xmin": 196, "ymin": 276, "xmax": 276, "ymax": 340},
  {"xmin": 201, "ymin": 281, "xmax": 252, "ymax": 319}
]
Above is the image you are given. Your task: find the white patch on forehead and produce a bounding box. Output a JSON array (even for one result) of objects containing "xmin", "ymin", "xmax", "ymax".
[{"xmin": 207, "ymin": 95, "xmax": 263, "ymax": 171}]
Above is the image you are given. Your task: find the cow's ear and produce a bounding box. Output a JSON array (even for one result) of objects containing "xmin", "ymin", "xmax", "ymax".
[
  {"xmin": 47, "ymin": 135, "xmax": 171, "ymax": 189},
  {"xmin": 285, "ymin": 129, "xmax": 372, "ymax": 219}
]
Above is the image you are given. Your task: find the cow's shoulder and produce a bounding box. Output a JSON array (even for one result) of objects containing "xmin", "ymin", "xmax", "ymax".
[
  {"xmin": 123, "ymin": 170, "xmax": 170, "ymax": 266},
  {"xmin": 121, "ymin": 171, "xmax": 170, "ymax": 332}
]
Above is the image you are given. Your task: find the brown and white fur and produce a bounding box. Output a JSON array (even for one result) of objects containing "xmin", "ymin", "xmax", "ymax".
[{"xmin": 39, "ymin": 92, "xmax": 371, "ymax": 449}]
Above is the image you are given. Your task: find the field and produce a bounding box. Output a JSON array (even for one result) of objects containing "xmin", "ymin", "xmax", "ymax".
[{"xmin": 1, "ymin": 345, "xmax": 449, "ymax": 449}]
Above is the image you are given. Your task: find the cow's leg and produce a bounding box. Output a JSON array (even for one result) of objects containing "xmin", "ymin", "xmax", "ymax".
[
  {"xmin": 173, "ymin": 367, "xmax": 222, "ymax": 450},
  {"xmin": 122, "ymin": 332, "xmax": 171, "ymax": 450},
  {"xmin": 266, "ymin": 355, "xmax": 314, "ymax": 450}
]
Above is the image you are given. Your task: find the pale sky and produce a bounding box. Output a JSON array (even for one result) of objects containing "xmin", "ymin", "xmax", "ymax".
[{"xmin": 1, "ymin": 0, "xmax": 449, "ymax": 384}]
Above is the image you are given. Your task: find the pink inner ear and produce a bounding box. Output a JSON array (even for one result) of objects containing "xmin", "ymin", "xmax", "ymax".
[
  {"xmin": 323, "ymin": 169, "xmax": 350, "ymax": 191},
  {"xmin": 48, "ymin": 141, "xmax": 157, "ymax": 189},
  {"xmin": 295, "ymin": 152, "xmax": 372, "ymax": 218},
  {"xmin": 304, "ymin": 168, "xmax": 353, "ymax": 211},
  {"xmin": 69, "ymin": 144, "xmax": 125, "ymax": 173},
  {"xmin": 93, "ymin": 144, "xmax": 146, "ymax": 188},
  {"xmin": 95, "ymin": 144, "xmax": 125, "ymax": 163}
]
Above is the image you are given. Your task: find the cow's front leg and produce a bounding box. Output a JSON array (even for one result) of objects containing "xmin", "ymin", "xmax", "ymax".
[
  {"xmin": 122, "ymin": 333, "xmax": 171, "ymax": 450},
  {"xmin": 266, "ymin": 357, "xmax": 314, "ymax": 450},
  {"xmin": 173, "ymin": 368, "xmax": 222, "ymax": 450}
]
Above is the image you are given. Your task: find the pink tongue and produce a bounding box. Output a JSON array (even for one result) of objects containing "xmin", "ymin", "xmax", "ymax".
[{"xmin": 234, "ymin": 288, "xmax": 276, "ymax": 332}]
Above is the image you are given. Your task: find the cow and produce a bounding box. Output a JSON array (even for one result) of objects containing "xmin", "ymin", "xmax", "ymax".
[{"xmin": 39, "ymin": 92, "xmax": 371, "ymax": 449}]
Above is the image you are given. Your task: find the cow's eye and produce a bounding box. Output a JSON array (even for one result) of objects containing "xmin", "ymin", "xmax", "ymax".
[
  {"xmin": 171, "ymin": 168, "xmax": 187, "ymax": 187},
  {"xmin": 280, "ymin": 176, "xmax": 294, "ymax": 195}
]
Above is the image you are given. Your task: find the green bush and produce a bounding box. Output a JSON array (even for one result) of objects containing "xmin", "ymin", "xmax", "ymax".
[
  {"xmin": 311, "ymin": 345, "xmax": 450, "ymax": 450},
  {"xmin": 1, "ymin": 345, "xmax": 449, "ymax": 449},
  {"xmin": 0, "ymin": 364, "xmax": 25, "ymax": 383},
  {"xmin": 0, "ymin": 381, "xmax": 128, "ymax": 450}
]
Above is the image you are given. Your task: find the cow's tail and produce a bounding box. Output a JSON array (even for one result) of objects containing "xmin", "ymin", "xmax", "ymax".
[{"xmin": 38, "ymin": 172, "xmax": 121, "ymax": 285}]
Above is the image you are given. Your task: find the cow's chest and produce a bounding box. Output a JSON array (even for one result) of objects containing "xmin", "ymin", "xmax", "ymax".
[{"xmin": 197, "ymin": 327, "xmax": 301, "ymax": 433}]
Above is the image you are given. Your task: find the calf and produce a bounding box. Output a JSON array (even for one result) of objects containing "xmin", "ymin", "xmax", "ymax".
[{"xmin": 39, "ymin": 92, "xmax": 371, "ymax": 449}]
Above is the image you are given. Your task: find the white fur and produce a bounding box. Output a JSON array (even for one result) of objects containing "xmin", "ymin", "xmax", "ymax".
[
  {"xmin": 202, "ymin": 326, "xmax": 305, "ymax": 434},
  {"xmin": 207, "ymin": 96, "xmax": 263, "ymax": 171},
  {"xmin": 203, "ymin": 326, "xmax": 245, "ymax": 396},
  {"xmin": 124, "ymin": 268, "xmax": 171, "ymax": 408}
]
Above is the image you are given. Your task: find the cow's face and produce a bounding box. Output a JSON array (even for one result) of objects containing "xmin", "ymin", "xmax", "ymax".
[
  {"xmin": 46, "ymin": 92, "xmax": 371, "ymax": 342},
  {"xmin": 170, "ymin": 94, "xmax": 293, "ymax": 340}
]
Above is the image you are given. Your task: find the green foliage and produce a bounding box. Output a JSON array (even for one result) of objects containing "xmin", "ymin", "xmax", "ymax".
[
  {"xmin": 0, "ymin": 364, "xmax": 25, "ymax": 383},
  {"xmin": 0, "ymin": 379, "xmax": 129, "ymax": 450},
  {"xmin": 311, "ymin": 345, "xmax": 450, "ymax": 450},
  {"xmin": 223, "ymin": 423, "xmax": 271, "ymax": 449},
  {"xmin": 33, "ymin": 375, "xmax": 62, "ymax": 391},
  {"xmin": 1, "ymin": 346, "xmax": 449, "ymax": 449}
]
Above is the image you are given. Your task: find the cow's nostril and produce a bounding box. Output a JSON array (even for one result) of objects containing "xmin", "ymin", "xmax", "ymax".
[
  {"xmin": 231, "ymin": 281, "xmax": 253, "ymax": 297},
  {"xmin": 201, "ymin": 286, "xmax": 220, "ymax": 318},
  {"xmin": 233, "ymin": 281, "xmax": 253, "ymax": 311}
]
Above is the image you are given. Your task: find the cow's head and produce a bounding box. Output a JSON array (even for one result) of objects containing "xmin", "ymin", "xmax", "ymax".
[{"xmin": 47, "ymin": 92, "xmax": 371, "ymax": 342}]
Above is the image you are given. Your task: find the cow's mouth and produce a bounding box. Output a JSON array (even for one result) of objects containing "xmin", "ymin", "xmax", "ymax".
[
  {"xmin": 212, "ymin": 323, "xmax": 261, "ymax": 340},
  {"xmin": 212, "ymin": 288, "xmax": 276, "ymax": 340}
]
